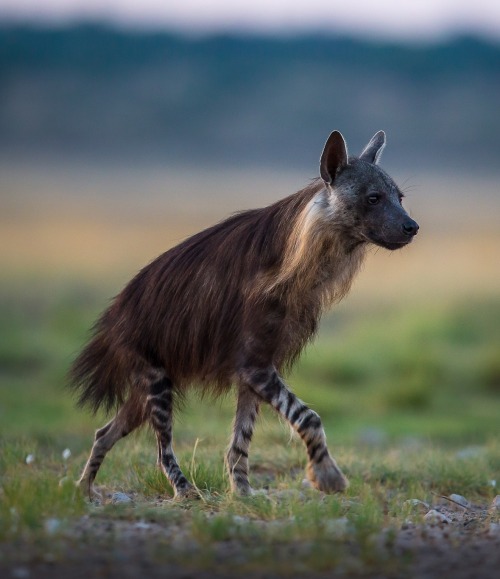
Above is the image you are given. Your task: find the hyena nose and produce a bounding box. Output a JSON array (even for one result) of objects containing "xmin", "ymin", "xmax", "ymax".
[{"xmin": 402, "ymin": 219, "xmax": 419, "ymax": 237}]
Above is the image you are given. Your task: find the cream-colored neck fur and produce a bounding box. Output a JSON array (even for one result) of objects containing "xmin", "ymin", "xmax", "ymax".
[{"xmin": 271, "ymin": 188, "xmax": 367, "ymax": 309}]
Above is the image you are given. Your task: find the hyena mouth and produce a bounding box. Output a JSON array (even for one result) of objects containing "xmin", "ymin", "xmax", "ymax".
[
  {"xmin": 377, "ymin": 239, "xmax": 412, "ymax": 251},
  {"xmin": 367, "ymin": 234, "xmax": 413, "ymax": 251}
]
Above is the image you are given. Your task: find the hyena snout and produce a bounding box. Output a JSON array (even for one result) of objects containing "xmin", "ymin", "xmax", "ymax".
[{"xmin": 402, "ymin": 218, "xmax": 419, "ymax": 237}]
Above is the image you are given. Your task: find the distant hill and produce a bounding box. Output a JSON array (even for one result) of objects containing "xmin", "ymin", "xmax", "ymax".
[{"xmin": 0, "ymin": 25, "xmax": 499, "ymax": 172}]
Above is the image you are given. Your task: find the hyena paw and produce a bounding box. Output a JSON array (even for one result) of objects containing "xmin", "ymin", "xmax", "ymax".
[
  {"xmin": 174, "ymin": 484, "xmax": 200, "ymax": 501},
  {"xmin": 306, "ymin": 456, "xmax": 349, "ymax": 493},
  {"xmin": 76, "ymin": 478, "xmax": 104, "ymax": 502},
  {"xmin": 230, "ymin": 480, "xmax": 254, "ymax": 497}
]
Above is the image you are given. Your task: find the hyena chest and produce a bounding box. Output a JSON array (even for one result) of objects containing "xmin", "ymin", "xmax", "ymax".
[{"xmin": 314, "ymin": 244, "xmax": 366, "ymax": 305}]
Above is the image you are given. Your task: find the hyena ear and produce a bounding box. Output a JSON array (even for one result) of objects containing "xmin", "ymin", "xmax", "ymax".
[
  {"xmin": 359, "ymin": 130, "xmax": 386, "ymax": 164},
  {"xmin": 320, "ymin": 131, "xmax": 348, "ymax": 185}
]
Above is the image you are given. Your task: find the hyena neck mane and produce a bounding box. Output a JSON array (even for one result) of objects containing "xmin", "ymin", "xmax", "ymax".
[{"xmin": 268, "ymin": 178, "xmax": 367, "ymax": 312}]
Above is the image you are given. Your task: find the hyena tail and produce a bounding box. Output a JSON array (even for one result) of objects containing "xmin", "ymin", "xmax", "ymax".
[{"xmin": 69, "ymin": 322, "xmax": 138, "ymax": 415}]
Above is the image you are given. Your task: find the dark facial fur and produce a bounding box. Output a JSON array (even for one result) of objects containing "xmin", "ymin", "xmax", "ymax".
[{"xmin": 333, "ymin": 160, "xmax": 419, "ymax": 250}]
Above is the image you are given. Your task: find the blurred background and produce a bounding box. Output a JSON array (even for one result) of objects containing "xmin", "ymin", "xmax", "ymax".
[{"xmin": 0, "ymin": 1, "xmax": 499, "ymax": 448}]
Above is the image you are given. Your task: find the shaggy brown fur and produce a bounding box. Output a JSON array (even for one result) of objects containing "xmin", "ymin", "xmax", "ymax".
[{"xmin": 71, "ymin": 180, "xmax": 362, "ymax": 410}]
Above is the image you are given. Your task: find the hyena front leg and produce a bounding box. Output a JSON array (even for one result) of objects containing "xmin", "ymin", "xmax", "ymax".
[
  {"xmin": 147, "ymin": 373, "xmax": 197, "ymax": 499},
  {"xmin": 240, "ymin": 366, "xmax": 348, "ymax": 493},
  {"xmin": 226, "ymin": 386, "xmax": 260, "ymax": 495},
  {"xmin": 78, "ymin": 399, "xmax": 143, "ymax": 499}
]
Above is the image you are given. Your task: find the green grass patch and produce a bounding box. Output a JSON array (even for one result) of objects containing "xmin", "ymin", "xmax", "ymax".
[{"xmin": 0, "ymin": 278, "xmax": 499, "ymax": 569}]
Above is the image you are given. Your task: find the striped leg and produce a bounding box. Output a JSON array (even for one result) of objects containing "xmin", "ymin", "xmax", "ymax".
[
  {"xmin": 226, "ymin": 386, "xmax": 260, "ymax": 495},
  {"xmin": 78, "ymin": 400, "xmax": 142, "ymax": 499},
  {"xmin": 147, "ymin": 375, "xmax": 196, "ymax": 499},
  {"xmin": 240, "ymin": 366, "xmax": 348, "ymax": 493}
]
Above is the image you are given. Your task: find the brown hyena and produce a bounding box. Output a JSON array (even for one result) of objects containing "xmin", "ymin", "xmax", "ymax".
[{"xmin": 70, "ymin": 130, "xmax": 419, "ymax": 499}]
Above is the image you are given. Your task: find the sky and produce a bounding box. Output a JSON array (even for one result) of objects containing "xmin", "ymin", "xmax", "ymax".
[{"xmin": 1, "ymin": 0, "xmax": 500, "ymax": 40}]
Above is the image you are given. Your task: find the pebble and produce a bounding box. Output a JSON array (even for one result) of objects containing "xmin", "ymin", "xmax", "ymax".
[
  {"xmin": 489, "ymin": 523, "xmax": 500, "ymax": 535},
  {"xmin": 44, "ymin": 518, "xmax": 61, "ymax": 535},
  {"xmin": 25, "ymin": 454, "xmax": 35, "ymax": 465},
  {"xmin": 232, "ymin": 515, "xmax": 250, "ymax": 525},
  {"xmin": 404, "ymin": 499, "xmax": 429, "ymax": 512},
  {"xmin": 134, "ymin": 521, "xmax": 151, "ymax": 530},
  {"xmin": 11, "ymin": 568, "xmax": 30, "ymax": 579},
  {"xmin": 449, "ymin": 494, "xmax": 469, "ymax": 508},
  {"xmin": 455, "ymin": 446, "xmax": 485, "ymax": 460},
  {"xmin": 492, "ymin": 495, "xmax": 500, "ymax": 510},
  {"xmin": 111, "ymin": 492, "xmax": 133, "ymax": 504},
  {"xmin": 424, "ymin": 509, "xmax": 452, "ymax": 525},
  {"xmin": 62, "ymin": 448, "xmax": 71, "ymax": 460},
  {"xmin": 401, "ymin": 519, "xmax": 416, "ymax": 530}
]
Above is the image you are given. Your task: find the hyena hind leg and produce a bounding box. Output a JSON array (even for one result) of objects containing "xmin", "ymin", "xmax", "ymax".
[
  {"xmin": 78, "ymin": 399, "xmax": 144, "ymax": 500},
  {"xmin": 147, "ymin": 374, "xmax": 197, "ymax": 499},
  {"xmin": 226, "ymin": 386, "xmax": 260, "ymax": 495}
]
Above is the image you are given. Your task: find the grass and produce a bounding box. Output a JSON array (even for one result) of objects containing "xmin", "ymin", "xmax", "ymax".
[{"xmin": 1, "ymin": 278, "xmax": 499, "ymax": 575}]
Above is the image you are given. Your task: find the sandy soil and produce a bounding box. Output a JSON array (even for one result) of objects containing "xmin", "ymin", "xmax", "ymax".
[{"xmin": 2, "ymin": 496, "xmax": 499, "ymax": 579}]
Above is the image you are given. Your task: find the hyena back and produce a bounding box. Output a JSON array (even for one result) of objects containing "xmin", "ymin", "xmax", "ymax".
[{"xmin": 71, "ymin": 130, "xmax": 418, "ymax": 499}]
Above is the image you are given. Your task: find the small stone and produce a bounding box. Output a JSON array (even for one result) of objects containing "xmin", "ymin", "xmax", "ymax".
[
  {"xmin": 455, "ymin": 446, "xmax": 485, "ymax": 460},
  {"xmin": 232, "ymin": 515, "xmax": 250, "ymax": 525},
  {"xmin": 62, "ymin": 448, "xmax": 71, "ymax": 460},
  {"xmin": 301, "ymin": 479, "xmax": 313, "ymax": 489},
  {"xmin": 403, "ymin": 499, "xmax": 429, "ymax": 512},
  {"xmin": 492, "ymin": 495, "xmax": 500, "ymax": 510},
  {"xmin": 134, "ymin": 521, "xmax": 151, "ymax": 530},
  {"xmin": 449, "ymin": 494, "xmax": 469, "ymax": 508},
  {"xmin": 490, "ymin": 480, "xmax": 497, "ymax": 488},
  {"xmin": 25, "ymin": 454, "xmax": 35, "ymax": 465},
  {"xmin": 44, "ymin": 518, "xmax": 61, "ymax": 535},
  {"xmin": 111, "ymin": 492, "xmax": 133, "ymax": 504},
  {"xmin": 11, "ymin": 568, "xmax": 30, "ymax": 579},
  {"xmin": 424, "ymin": 509, "xmax": 452, "ymax": 525},
  {"xmin": 489, "ymin": 523, "xmax": 500, "ymax": 534},
  {"xmin": 401, "ymin": 519, "xmax": 416, "ymax": 530}
]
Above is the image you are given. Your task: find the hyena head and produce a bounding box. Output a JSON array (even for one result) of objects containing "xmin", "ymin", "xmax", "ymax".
[{"xmin": 320, "ymin": 130, "xmax": 419, "ymax": 250}]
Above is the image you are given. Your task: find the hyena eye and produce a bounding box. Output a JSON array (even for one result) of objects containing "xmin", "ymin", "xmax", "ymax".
[{"xmin": 367, "ymin": 194, "xmax": 380, "ymax": 205}]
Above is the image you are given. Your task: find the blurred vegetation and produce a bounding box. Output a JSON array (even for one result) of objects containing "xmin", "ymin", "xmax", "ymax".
[
  {"xmin": 0, "ymin": 26, "xmax": 499, "ymax": 172},
  {"xmin": 0, "ymin": 278, "xmax": 498, "ymax": 447}
]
